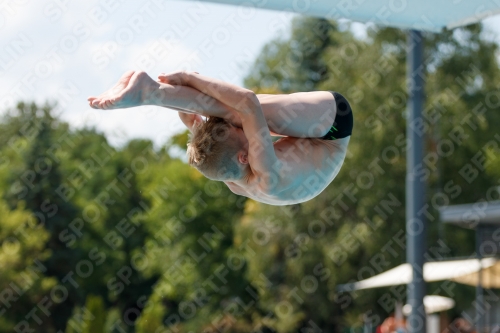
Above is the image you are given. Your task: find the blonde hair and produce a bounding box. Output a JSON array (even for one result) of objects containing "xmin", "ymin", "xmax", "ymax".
[{"xmin": 186, "ymin": 117, "xmax": 242, "ymax": 180}]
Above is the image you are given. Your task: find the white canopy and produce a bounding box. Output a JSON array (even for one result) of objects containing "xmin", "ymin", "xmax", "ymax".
[
  {"xmin": 338, "ymin": 258, "xmax": 500, "ymax": 291},
  {"xmin": 184, "ymin": 0, "xmax": 500, "ymax": 32},
  {"xmin": 403, "ymin": 295, "xmax": 455, "ymax": 315}
]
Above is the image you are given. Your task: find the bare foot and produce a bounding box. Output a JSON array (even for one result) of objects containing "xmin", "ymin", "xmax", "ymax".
[{"xmin": 87, "ymin": 71, "xmax": 160, "ymax": 109}]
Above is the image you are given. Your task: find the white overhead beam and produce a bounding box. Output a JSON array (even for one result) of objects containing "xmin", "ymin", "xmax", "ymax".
[{"xmin": 183, "ymin": 0, "xmax": 500, "ymax": 32}]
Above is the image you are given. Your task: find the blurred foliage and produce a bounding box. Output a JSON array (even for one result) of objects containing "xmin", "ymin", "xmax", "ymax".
[
  {"xmin": 0, "ymin": 16, "xmax": 499, "ymax": 333},
  {"xmin": 244, "ymin": 17, "xmax": 500, "ymax": 331}
]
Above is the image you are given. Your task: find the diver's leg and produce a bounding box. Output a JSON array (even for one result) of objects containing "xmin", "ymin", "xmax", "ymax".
[
  {"xmin": 158, "ymin": 72, "xmax": 337, "ymax": 137},
  {"xmin": 87, "ymin": 71, "xmax": 241, "ymax": 124}
]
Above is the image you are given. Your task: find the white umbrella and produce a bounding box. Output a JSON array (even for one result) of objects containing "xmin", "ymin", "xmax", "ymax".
[
  {"xmin": 403, "ymin": 295, "xmax": 455, "ymax": 315},
  {"xmin": 337, "ymin": 258, "xmax": 500, "ymax": 291}
]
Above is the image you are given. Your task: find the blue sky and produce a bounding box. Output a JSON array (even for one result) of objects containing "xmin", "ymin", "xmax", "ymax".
[
  {"xmin": 1, "ymin": 0, "xmax": 500, "ymax": 147},
  {"xmin": 0, "ymin": 0, "xmax": 295, "ymax": 147}
]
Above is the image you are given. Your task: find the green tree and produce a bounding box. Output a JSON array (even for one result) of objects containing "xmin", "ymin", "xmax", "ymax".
[
  {"xmin": 5, "ymin": 104, "xmax": 83, "ymax": 331},
  {"xmin": 0, "ymin": 198, "xmax": 54, "ymax": 332},
  {"xmin": 241, "ymin": 17, "xmax": 500, "ymax": 332},
  {"xmin": 133, "ymin": 144, "xmax": 254, "ymax": 332},
  {"xmin": 82, "ymin": 295, "xmax": 107, "ymax": 333},
  {"xmin": 245, "ymin": 17, "xmax": 337, "ymax": 93}
]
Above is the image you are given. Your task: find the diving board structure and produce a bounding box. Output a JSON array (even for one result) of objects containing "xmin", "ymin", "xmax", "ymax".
[
  {"xmin": 181, "ymin": 1, "xmax": 500, "ymax": 332},
  {"xmin": 184, "ymin": 0, "xmax": 500, "ymax": 33},
  {"xmin": 439, "ymin": 200, "xmax": 500, "ymax": 228},
  {"xmin": 439, "ymin": 200, "xmax": 500, "ymax": 333}
]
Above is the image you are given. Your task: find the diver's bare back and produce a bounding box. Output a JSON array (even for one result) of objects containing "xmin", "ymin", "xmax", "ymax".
[
  {"xmin": 225, "ymin": 92, "xmax": 351, "ymax": 206},
  {"xmin": 225, "ymin": 136, "xmax": 350, "ymax": 205}
]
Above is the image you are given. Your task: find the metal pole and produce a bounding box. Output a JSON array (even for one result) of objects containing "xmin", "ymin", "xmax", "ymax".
[
  {"xmin": 406, "ymin": 29, "xmax": 426, "ymax": 333},
  {"xmin": 476, "ymin": 227, "xmax": 483, "ymax": 333}
]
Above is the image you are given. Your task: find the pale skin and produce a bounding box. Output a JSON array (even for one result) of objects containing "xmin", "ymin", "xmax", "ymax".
[{"xmin": 87, "ymin": 70, "xmax": 350, "ymax": 205}]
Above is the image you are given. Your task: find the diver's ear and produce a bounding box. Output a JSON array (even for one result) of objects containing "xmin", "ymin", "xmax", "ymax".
[{"xmin": 238, "ymin": 151, "xmax": 249, "ymax": 164}]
